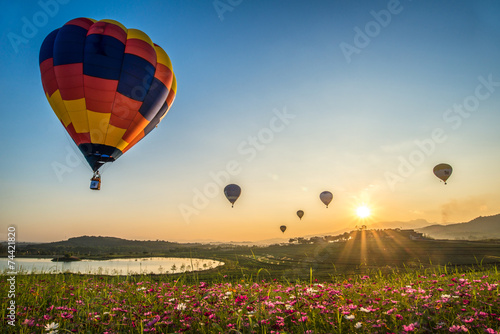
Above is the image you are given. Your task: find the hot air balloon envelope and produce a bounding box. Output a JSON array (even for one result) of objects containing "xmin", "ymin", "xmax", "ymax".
[
  {"xmin": 224, "ymin": 184, "xmax": 241, "ymax": 207},
  {"xmin": 39, "ymin": 18, "xmax": 177, "ymax": 173},
  {"xmin": 433, "ymin": 163, "xmax": 452, "ymax": 184},
  {"xmin": 297, "ymin": 210, "xmax": 304, "ymax": 219},
  {"xmin": 280, "ymin": 225, "xmax": 287, "ymax": 233},
  {"xmin": 320, "ymin": 191, "xmax": 333, "ymax": 208}
]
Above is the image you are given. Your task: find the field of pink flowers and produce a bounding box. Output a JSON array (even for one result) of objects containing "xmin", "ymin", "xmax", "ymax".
[{"xmin": 1, "ymin": 266, "xmax": 499, "ymax": 333}]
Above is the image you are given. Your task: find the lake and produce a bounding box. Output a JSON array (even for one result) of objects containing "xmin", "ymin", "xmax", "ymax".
[{"xmin": 2, "ymin": 257, "xmax": 224, "ymax": 275}]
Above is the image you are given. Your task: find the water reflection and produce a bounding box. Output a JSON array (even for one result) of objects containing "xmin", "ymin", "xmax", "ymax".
[{"xmin": 1, "ymin": 257, "xmax": 224, "ymax": 275}]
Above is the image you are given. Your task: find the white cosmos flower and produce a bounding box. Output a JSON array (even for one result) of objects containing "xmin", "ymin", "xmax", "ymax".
[
  {"xmin": 306, "ymin": 287, "xmax": 318, "ymax": 294},
  {"xmin": 44, "ymin": 322, "xmax": 59, "ymax": 334},
  {"xmin": 355, "ymin": 322, "xmax": 362, "ymax": 329},
  {"xmin": 176, "ymin": 302, "xmax": 187, "ymax": 311},
  {"xmin": 344, "ymin": 314, "xmax": 355, "ymax": 320}
]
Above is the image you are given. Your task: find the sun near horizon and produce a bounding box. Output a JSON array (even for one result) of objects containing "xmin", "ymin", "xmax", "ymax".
[{"xmin": 356, "ymin": 205, "xmax": 371, "ymax": 219}]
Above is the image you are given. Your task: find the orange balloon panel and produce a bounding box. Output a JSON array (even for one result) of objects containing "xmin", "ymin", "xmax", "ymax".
[{"xmin": 39, "ymin": 18, "xmax": 177, "ymax": 171}]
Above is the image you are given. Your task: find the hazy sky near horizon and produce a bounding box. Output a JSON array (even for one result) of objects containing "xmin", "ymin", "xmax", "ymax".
[{"xmin": 1, "ymin": 0, "xmax": 500, "ymax": 243}]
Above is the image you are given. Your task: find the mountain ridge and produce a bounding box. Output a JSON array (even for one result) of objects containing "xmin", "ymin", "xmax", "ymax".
[{"xmin": 10, "ymin": 214, "xmax": 500, "ymax": 248}]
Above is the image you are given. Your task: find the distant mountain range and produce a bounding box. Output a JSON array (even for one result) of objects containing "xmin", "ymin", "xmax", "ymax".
[
  {"xmin": 357, "ymin": 215, "xmax": 500, "ymax": 240},
  {"xmin": 14, "ymin": 236, "xmax": 195, "ymax": 255},
  {"xmin": 367, "ymin": 219, "xmax": 436, "ymax": 230},
  {"xmin": 303, "ymin": 214, "xmax": 500, "ymax": 243},
  {"xmin": 415, "ymin": 214, "xmax": 500, "ymax": 240},
  {"xmin": 7, "ymin": 215, "xmax": 499, "ymax": 252},
  {"xmin": 139, "ymin": 214, "xmax": 500, "ymax": 245}
]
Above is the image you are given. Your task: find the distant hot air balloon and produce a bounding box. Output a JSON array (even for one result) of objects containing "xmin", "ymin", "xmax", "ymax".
[
  {"xmin": 39, "ymin": 18, "xmax": 177, "ymax": 190},
  {"xmin": 433, "ymin": 163, "xmax": 452, "ymax": 184},
  {"xmin": 224, "ymin": 184, "xmax": 241, "ymax": 207},
  {"xmin": 320, "ymin": 191, "xmax": 333, "ymax": 208},
  {"xmin": 297, "ymin": 210, "xmax": 304, "ymax": 220},
  {"xmin": 280, "ymin": 225, "xmax": 287, "ymax": 233}
]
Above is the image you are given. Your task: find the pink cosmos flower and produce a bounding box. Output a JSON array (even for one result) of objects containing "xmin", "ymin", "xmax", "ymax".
[
  {"xmin": 22, "ymin": 319, "xmax": 35, "ymax": 326},
  {"xmin": 60, "ymin": 312, "xmax": 73, "ymax": 319},
  {"xmin": 386, "ymin": 307, "xmax": 396, "ymax": 315},
  {"xmin": 403, "ymin": 323, "xmax": 416, "ymax": 332},
  {"xmin": 449, "ymin": 325, "xmax": 468, "ymax": 332}
]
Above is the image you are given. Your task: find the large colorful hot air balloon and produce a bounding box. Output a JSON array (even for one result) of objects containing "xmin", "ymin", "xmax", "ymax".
[
  {"xmin": 224, "ymin": 184, "xmax": 241, "ymax": 207},
  {"xmin": 296, "ymin": 210, "xmax": 304, "ymax": 220},
  {"xmin": 433, "ymin": 163, "xmax": 452, "ymax": 185},
  {"xmin": 320, "ymin": 191, "xmax": 333, "ymax": 208},
  {"xmin": 39, "ymin": 18, "xmax": 177, "ymax": 189},
  {"xmin": 280, "ymin": 225, "xmax": 287, "ymax": 233}
]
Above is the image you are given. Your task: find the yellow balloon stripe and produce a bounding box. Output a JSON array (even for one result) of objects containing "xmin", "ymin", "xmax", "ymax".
[
  {"xmin": 127, "ymin": 29, "xmax": 154, "ymax": 48},
  {"xmin": 154, "ymin": 45, "xmax": 173, "ymax": 70},
  {"xmin": 68, "ymin": 110, "xmax": 89, "ymax": 133},
  {"xmin": 47, "ymin": 91, "xmax": 71, "ymax": 127},
  {"xmin": 104, "ymin": 124, "xmax": 127, "ymax": 148},
  {"xmin": 87, "ymin": 111, "xmax": 110, "ymax": 143},
  {"xmin": 115, "ymin": 139, "xmax": 130, "ymax": 153},
  {"xmin": 171, "ymin": 73, "xmax": 177, "ymax": 93}
]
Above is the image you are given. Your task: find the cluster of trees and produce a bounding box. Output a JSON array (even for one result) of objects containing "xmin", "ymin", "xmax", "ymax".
[
  {"xmin": 288, "ymin": 229, "xmax": 427, "ymax": 245},
  {"xmin": 288, "ymin": 232, "xmax": 352, "ymax": 244}
]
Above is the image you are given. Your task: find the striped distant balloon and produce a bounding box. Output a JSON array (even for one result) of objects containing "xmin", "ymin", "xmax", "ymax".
[
  {"xmin": 224, "ymin": 184, "xmax": 241, "ymax": 208},
  {"xmin": 39, "ymin": 18, "xmax": 177, "ymax": 172}
]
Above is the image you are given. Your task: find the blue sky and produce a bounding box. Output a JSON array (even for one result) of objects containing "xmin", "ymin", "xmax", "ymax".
[{"xmin": 1, "ymin": 0, "xmax": 500, "ymax": 242}]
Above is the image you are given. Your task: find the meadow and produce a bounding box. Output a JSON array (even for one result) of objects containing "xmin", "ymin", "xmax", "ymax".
[
  {"xmin": 2, "ymin": 236, "xmax": 500, "ymax": 333},
  {"xmin": 1, "ymin": 265, "xmax": 499, "ymax": 333}
]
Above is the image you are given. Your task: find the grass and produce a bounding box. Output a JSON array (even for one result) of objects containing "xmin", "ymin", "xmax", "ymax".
[
  {"xmin": 2, "ymin": 237, "xmax": 500, "ymax": 333},
  {"xmin": 1, "ymin": 263, "xmax": 499, "ymax": 333}
]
